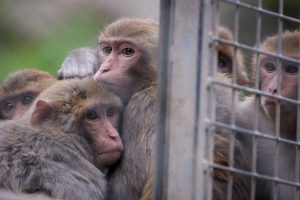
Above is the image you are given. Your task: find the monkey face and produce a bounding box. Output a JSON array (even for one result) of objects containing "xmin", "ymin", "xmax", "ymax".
[
  {"xmin": 0, "ymin": 91, "xmax": 38, "ymax": 120},
  {"xmin": 94, "ymin": 38, "xmax": 142, "ymax": 89},
  {"xmin": 83, "ymin": 104, "xmax": 123, "ymax": 168},
  {"xmin": 259, "ymin": 56, "xmax": 299, "ymax": 117}
]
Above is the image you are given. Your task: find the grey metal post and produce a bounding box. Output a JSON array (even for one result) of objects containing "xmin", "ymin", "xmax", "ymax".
[{"xmin": 155, "ymin": 0, "xmax": 212, "ymax": 199}]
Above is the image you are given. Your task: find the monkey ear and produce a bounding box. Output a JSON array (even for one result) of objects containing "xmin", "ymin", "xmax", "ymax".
[{"xmin": 31, "ymin": 100, "xmax": 53, "ymax": 127}]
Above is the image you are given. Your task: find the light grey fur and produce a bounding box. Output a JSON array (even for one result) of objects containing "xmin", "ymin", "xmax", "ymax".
[{"xmin": 57, "ymin": 48, "xmax": 99, "ymax": 80}]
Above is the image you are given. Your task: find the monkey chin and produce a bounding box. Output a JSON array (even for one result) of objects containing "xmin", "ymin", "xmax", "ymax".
[
  {"xmin": 96, "ymin": 150, "xmax": 122, "ymax": 168},
  {"xmin": 261, "ymin": 97, "xmax": 276, "ymax": 119}
]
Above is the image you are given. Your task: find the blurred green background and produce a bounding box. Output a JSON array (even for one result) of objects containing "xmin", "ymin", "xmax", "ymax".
[
  {"xmin": 0, "ymin": 0, "xmax": 160, "ymax": 83},
  {"xmin": 0, "ymin": 0, "xmax": 112, "ymax": 82},
  {"xmin": 0, "ymin": 0, "xmax": 299, "ymax": 83}
]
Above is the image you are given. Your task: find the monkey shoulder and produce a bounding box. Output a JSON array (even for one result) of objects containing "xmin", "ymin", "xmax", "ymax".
[
  {"xmin": 0, "ymin": 121, "xmax": 106, "ymax": 199},
  {"xmin": 0, "ymin": 122, "xmax": 93, "ymax": 165},
  {"xmin": 125, "ymin": 85, "xmax": 158, "ymax": 123}
]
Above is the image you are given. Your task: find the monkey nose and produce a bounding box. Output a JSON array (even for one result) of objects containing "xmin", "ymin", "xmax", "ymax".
[
  {"xmin": 101, "ymin": 68, "xmax": 110, "ymax": 73},
  {"xmin": 107, "ymin": 128, "xmax": 119, "ymax": 139},
  {"xmin": 268, "ymin": 88, "xmax": 277, "ymax": 94}
]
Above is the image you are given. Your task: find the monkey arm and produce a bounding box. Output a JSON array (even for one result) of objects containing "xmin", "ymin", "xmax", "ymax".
[
  {"xmin": 57, "ymin": 47, "xmax": 99, "ymax": 80},
  {"xmin": 107, "ymin": 86, "xmax": 157, "ymax": 200}
]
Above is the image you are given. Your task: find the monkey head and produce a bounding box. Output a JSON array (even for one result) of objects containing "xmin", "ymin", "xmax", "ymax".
[
  {"xmin": 94, "ymin": 18, "xmax": 159, "ymax": 97},
  {"xmin": 28, "ymin": 78, "xmax": 124, "ymax": 169},
  {"xmin": 0, "ymin": 69, "xmax": 55, "ymax": 120},
  {"xmin": 255, "ymin": 31, "xmax": 300, "ymax": 118}
]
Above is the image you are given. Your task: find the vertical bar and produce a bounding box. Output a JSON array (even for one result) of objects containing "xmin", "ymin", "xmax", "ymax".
[
  {"xmin": 226, "ymin": 2, "xmax": 240, "ymax": 200},
  {"xmin": 155, "ymin": 0, "xmax": 209, "ymax": 199},
  {"xmin": 273, "ymin": 1, "xmax": 284, "ymax": 199},
  {"xmin": 295, "ymin": 21, "xmax": 300, "ymax": 200},
  {"xmin": 251, "ymin": 1, "xmax": 262, "ymax": 199},
  {"xmin": 204, "ymin": 0, "xmax": 218, "ymax": 199},
  {"xmin": 155, "ymin": 0, "xmax": 172, "ymax": 199}
]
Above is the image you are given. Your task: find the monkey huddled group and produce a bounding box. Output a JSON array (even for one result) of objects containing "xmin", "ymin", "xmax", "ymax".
[{"xmin": 0, "ymin": 17, "xmax": 299, "ymax": 200}]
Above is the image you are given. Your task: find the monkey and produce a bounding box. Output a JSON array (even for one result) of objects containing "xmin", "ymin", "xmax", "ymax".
[
  {"xmin": 246, "ymin": 30, "xmax": 300, "ymax": 200},
  {"xmin": 217, "ymin": 26, "xmax": 249, "ymax": 85},
  {"xmin": 92, "ymin": 18, "xmax": 159, "ymax": 200},
  {"xmin": 0, "ymin": 69, "xmax": 55, "ymax": 120},
  {"xmin": 57, "ymin": 48, "xmax": 99, "ymax": 80},
  {"xmin": 0, "ymin": 78, "xmax": 124, "ymax": 200}
]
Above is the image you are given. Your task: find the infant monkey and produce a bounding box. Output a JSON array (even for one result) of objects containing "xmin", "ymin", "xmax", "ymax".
[{"xmin": 0, "ymin": 78, "xmax": 123, "ymax": 200}]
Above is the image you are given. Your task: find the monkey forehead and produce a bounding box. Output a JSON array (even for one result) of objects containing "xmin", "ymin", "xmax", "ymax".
[
  {"xmin": 99, "ymin": 17, "xmax": 159, "ymax": 44},
  {"xmin": 0, "ymin": 69, "xmax": 55, "ymax": 97},
  {"xmin": 217, "ymin": 26, "xmax": 233, "ymax": 41},
  {"xmin": 36, "ymin": 78, "xmax": 123, "ymax": 110},
  {"xmin": 260, "ymin": 31, "xmax": 300, "ymax": 56},
  {"xmin": 99, "ymin": 38, "xmax": 140, "ymax": 47}
]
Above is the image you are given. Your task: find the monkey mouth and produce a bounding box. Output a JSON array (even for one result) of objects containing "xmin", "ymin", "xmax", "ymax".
[
  {"xmin": 264, "ymin": 101, "xmax": 276, "ymax": 106},
  {"xmin": 262, "ymin": 96, "xmax": 277, "ymax": 106},
  {"xmin": 97, "ymin": 149, "xmax": 123, "ymax": 155},
  {"xmin": 96, "ymin": 150, "xmax": 123, "ymax": 166}
]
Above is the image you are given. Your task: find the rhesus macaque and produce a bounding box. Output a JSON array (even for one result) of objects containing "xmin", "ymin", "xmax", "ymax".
[
  {"xmin": 0, "ymin": 78, "xmax": 124, "ymax": 200},
  {"xmin": 0, "ymin": 69, "xmax": 55, "ymax": 120},
  {"xmin": 217, "ymin": 27, "xmax": 249, "ymax": 85},
  {"xmin": 93, "ymin": 18, "xmax": 158, "ymax": 200},
  {"xmin": 57, "ymin": 48, "xmax": 99, "ymax": 80},
  {"xmin": 248, "ymin": 31, "xmax": 300, "ymax": 200}
]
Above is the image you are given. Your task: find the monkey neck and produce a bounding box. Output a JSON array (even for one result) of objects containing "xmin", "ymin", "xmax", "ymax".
[{"xmin": 125, "ymin": 73, "xmax": 156, "ymax": 103}]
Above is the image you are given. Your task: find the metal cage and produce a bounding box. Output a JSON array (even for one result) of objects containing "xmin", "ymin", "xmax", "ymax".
[{"xmin": 155, "ymin": 0, "xmax": 300, "ymax": 199}]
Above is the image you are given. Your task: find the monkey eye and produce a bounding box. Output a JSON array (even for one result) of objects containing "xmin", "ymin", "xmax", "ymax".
[
  {"xmin": 3, "ymin": 102, "xmax": 14, "ymax": 112},
  {"xmin": 22, "ymin": 94, "xmax": 34, "ymax": 105},
  {"xmin": 106, "ymin": 108, "xmax": 115, "ymax": 117},
  {"xmin": 121, "ymin": 48, "xmax": 135, "ymax": 56},
  {"xmin": 285, "ymin": 65, "xmax": 298, "ymax": 74},
  {"xmin": 217, "ymin": 54, "xmax": 231, "ymax": 73},
  {"xmin": 264, "ymin": 62, "xmax": 276, "ymax": 72},
  {"xmin": 218, "ymin": 57, "xmax": 227, "ymax": 68},
  {"xmin": 86, "ymin": 110, "xmax": 99, "ymax": 120},
  {"xmin": 103, "ymin": 46, "xmax": 112, "ymax": 54}
]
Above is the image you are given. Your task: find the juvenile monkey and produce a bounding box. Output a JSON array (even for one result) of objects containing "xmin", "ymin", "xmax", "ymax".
[
  {"xmin": 247, "ymin": 31, "xmax": 300, "ymax": 200},
  {"xmin": 0, "ymin": 69, "xmax": 55, "ymax": 120},
  {"xmin": 0, "ymin": 78, "xmax": 124, "ymax": 200}
]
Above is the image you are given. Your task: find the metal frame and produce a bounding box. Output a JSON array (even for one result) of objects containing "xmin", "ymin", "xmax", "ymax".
[{"xmin": 155, "ymin": 0, "xmax": 300, "ymax": 199}]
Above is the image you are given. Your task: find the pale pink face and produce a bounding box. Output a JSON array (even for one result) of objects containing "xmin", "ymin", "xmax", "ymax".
[
  {"xmin": 94, "ymin": 38, "xmax": 142, "ymax": 90},
  {"xmin": 259, "ymin": 56, "xmax": 299, "ymax": 117},
  {"xmin": 83, "ymin": 104, "xmax": 123, "ymax": 168}
]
